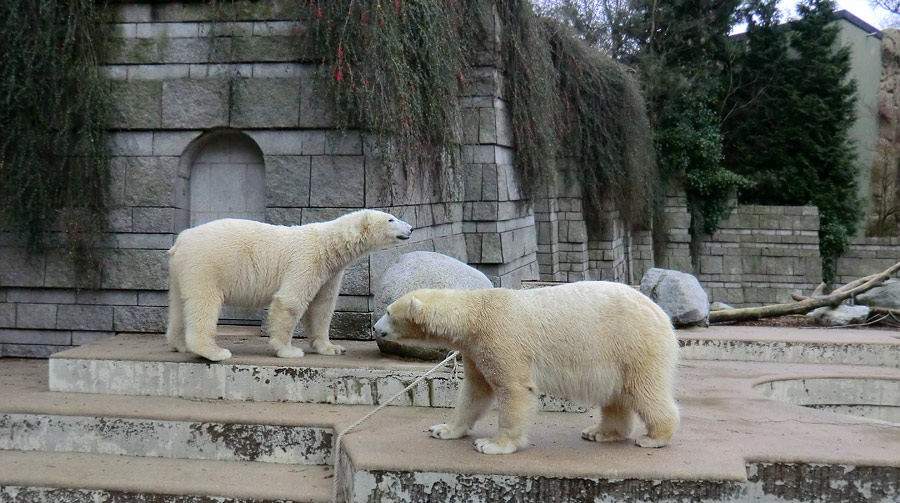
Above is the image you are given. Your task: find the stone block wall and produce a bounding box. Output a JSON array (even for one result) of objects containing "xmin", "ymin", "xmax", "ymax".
[
  {"xmin": 459, "ymin": 65, "xmax": 539, "ymax": 287},
  {"xmin": 836, "ymin": 237, "xmax": 900, "ymax": 284},
  {"xmin": 588, "ymin": 204, "xmax": 653, "ymax": 285},
  {"xmin": 660, "ymin": 197, "xmax": 822, "ymax": 306},
  {"xmin": 535, "ymin": 197, "xmax": 589, "ymax": 283},
  {"xmin": 5, "ymin": 1, "xmax": 883, "ymax": 356},
  {"xmin": 0, "ymin": 0, "xmax": 540, "ymax": 357},
  {"xmin": 534, "ymin": 194, "xmax": 651, "ymax": 285}
]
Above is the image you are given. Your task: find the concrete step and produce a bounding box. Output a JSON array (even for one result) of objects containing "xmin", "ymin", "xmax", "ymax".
[
  {"xmin": 680, "ymin": 325, "xmax": 900, "ymax": 367},
  {"xmin": 0, "ymin": 412, "xmax": 331, "ymax": 465},
  {"xmin": 5, "ymin": 349, "xmax": 900, "ymax": 503},
  {"xmin": 48, "ymin": 330, "xmax": 583, "ymax": 411},
  {"xmin": 0, "ymin": 358, "xmax": 338, "ymax": 466},
  {"xmin": 47, "ymin": 327, "xmax": 900, "ymax": 416},
  {"xmin": 0, "ymin": 450, "xmax": 332, "ymax": 503}
]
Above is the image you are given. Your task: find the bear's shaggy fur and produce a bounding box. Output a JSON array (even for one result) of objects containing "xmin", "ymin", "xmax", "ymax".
[
  {"xmin": 373, "ymin": 281, "xmax": 679, "ymax": 454},
  {"xmin": 167, "ymin": 210, "xmax": 412, "ymax": 361}
]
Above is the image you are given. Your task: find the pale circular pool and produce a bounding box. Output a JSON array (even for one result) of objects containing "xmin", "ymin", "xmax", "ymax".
[{"xmin": 754, "ymin": 378, "xmax": 900, "ymax": 424}]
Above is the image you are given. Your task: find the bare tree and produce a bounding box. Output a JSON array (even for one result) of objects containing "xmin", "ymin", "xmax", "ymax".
[
  {"xmin": 872, "ymin": 0, "xmax": 900, "ymax": 26},
  {"xmin": 873, "ymin": 0, "xmax": 900, "ymax": 15},
  {"xmin": 537, "ymin": 0, "xmax": 640, "ymax": 58},
  {"xmin": 867, "ymin": 138, "xmax": 900, "ymax": 236}
]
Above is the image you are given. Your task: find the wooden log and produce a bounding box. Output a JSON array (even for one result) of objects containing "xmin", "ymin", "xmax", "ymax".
[{"xmin": 709, "ymin": 261, "xmax": 900, "ymax": 323}]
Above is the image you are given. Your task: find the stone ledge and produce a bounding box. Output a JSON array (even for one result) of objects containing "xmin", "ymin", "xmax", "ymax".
[
  {"xmin": 0, "ymin": 451, "xmax": 332, "ymax": 503},
  {"xmin": 49, "ymin": 332, "xmax": 583, "ymax": 412},
  {"xmin": 1, "ymin": 412, "xmax": 331, "ymax": 466}
]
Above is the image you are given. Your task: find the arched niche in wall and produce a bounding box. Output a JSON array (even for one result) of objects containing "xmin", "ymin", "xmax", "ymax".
[
  {"xmin": 177, "ymin": 128, "xmax": 266, "ymax": 230},
  {"xmin": 176, "ymin": 128, "xmax": 266, "ymax": 324}
]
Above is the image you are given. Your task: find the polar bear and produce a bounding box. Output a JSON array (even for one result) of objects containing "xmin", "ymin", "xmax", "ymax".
[
  {"xmin": 373, "ymin": 281, "xmax": 679, "ymax": 454},
  {"xmin": 167, "ymin": 210, "xmax": 413, "ymax": 361}
]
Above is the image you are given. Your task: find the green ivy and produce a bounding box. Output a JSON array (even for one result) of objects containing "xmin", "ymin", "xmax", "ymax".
[
  {"xmin": 723, "ymin": 0, "xmax": 860, "ymax": 283},
  {"xmin": 0, "ymin": 0, "xmax": 111, "ymax": 273},
  {"xmin": 657, "ymin": 99, "xmax": 751, "ymax": 234}
]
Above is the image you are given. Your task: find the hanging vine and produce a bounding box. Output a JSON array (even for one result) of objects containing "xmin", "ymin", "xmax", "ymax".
[
  {"xmin": 0, "ymin": 0, "xmax": 111, "ymax": 272},
  {"xmin": 302, "ymin": 0, "xmax": 659, "ymax": 232},
  {"xmin": 299, "ymin": 0, "xmax": 477, "ymax": 198}
]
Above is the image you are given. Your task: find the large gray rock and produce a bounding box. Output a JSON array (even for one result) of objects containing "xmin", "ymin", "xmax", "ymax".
[
  {"xmin": 808, "ymin": 305, "xmax": 870, "ymax": 326},
  {"xmin": 640, "ymin": 268, "xmax": 709, "ymax": 327},
  {"xmin": 856, "ymin": 279, "xmax": 900, "ymax": 310},
  {"xmin": 374, "ymin": 251, "xmax": 493, "ymax": 360}
]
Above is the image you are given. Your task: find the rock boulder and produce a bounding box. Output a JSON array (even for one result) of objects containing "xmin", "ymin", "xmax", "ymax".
[
  {"xmin": 808, "ymin": 305, "xmax": 870, "ymax": 326},
  {"xmin": 640, "ymin": 268, "xmax": 709, "ymax": 327},
  {"xmin": 855, "ymin": 279, "xmax": 900, "ymax": 310},
  {"xmin": 373, "ymin": 251, "xmax": 493, "ymax": 360}
]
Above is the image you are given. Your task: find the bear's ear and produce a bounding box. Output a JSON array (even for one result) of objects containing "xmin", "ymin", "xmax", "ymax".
[{"xmin": 407, "ymin": 296, "xmax": 425, "ymax": 320}]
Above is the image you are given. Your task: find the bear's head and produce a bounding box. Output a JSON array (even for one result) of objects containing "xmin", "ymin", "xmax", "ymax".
[
  {"xmin": 363, "ymin": 210, "xmax": 413, "ymax": 246},
  {"xmin": 373, "ymin": 289, "xmax": 470, "ymax": 347}
]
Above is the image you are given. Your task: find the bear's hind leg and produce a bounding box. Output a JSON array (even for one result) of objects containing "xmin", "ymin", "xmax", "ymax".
[
  {"xmin": 184, "ymin": 293, "xmax": 230, "ymax": 361},
  {"xmin": 430, "ymin": 356, "xmax": 494, "ymax": 440},
  {"xmin": 627, "ymin": 388, "xmax": 679, "ymax": 448},
  {"xmin": 473, "ymin": 383, "xmax": 535, "ymax": 455},
  {"xmin": 303, "ymin": 272, "xmax": 346, "ymax": 356},
  {"xmin": 165, "ymin": 276, "xmax": 187, "ymax": 352},
  {"xmin": 582, "ymin": 401, "xmax": 634, "ymax": 443},
  {"xmin": 267, "ymin": 295, "xmax": 306, "ymax": 358}
]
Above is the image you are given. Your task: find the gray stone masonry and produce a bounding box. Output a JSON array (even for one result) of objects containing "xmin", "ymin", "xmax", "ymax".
[
  {"xmin": 535, "ymin": 192, "xmax": 651, "ymax": 285},
  {"xmin": 836, "ymin": 236, "xmax": 900, "ymax": 283},
  {"xmin": 0, "ymin": 0, "xmax": 533, "ymax": 353},
  {"xmin": 661, "ymin": 196, "xmax": 822, "ymax": 307},
  {"xmin": 3, "ymin": 0, "xmax": 872, "ymax": 354}
]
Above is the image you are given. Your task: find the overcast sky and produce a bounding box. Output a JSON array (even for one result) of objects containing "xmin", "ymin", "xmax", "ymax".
[
  {"xmin": 731, "ymin": 0, "xmax": 892, "ymax": 34},
  {"xmin": 780, "ymin": 0, "xmax": 889, "ymax": 28}
]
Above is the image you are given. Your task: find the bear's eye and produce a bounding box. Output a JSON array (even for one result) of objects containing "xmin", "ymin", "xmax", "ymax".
[{"xmin": 388, "ymin": 219, "xmax": 394, "ymax": 222}]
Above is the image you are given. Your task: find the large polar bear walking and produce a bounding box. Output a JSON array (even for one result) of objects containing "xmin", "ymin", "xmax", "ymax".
[
  {"xmin": 167, "ymin": 210, "xmax": 413, "ymax": 361},
  {"xmin": 373, "ymin": 281, "xmax": 679, "ymax": 454}
]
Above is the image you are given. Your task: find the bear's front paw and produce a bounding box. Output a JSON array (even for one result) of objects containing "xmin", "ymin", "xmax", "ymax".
[
  {"xmin": 312, "ymin": 341, "xmax": 346, "ymax": 356},
  {"xmin": 473, "ymin": 437, "xmax": 518, "ymax": 455},
  {"xmin": 275, "ymin": 346, "xmax": 305, "ymax": 358},
  {"xmin": 195, "ymin": 347, "xmax": 231, "ymax": 362},
  {"xmin": 429, "ymin": 423, "xmax": 468, "ymax": 440},
  {"xmin": 635, "ymin": 435, "xmax": 669, "ymax": 448},
  {"xmin": 581, "ymin": 425, "xmax": 627, "ymax": 443}
]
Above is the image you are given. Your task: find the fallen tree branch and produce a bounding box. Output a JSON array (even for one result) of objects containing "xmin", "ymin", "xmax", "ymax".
[
  {"xmin": 710, "ymin": 260, "xmax": 900, "ymax": 323},
  {"xmin": 868, "ymin": 306, "xmax": 900, "ymax": 318},
  {"xmin": 790, "ymin": 274, "xmax": 884, "ymax": 302},
  {"xmin": 799, "ymin": 314, "xmax": 889, "ymax": 329}
]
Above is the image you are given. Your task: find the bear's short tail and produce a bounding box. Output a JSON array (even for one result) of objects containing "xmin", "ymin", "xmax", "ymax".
[{"xmin": 167, "ymin": 242, "xmax": 178, "ymax": 256}]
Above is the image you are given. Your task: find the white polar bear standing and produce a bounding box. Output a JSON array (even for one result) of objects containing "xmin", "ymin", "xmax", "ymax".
[
  {"xmin": 373, "ymin": 281, "xmax": 680, "ymax": 454},
  {"xmin": 167, "ymin": 209, "xmax": 413, "ymax": 361}
]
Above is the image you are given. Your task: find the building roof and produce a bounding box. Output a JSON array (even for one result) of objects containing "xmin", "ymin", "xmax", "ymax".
[{"xmin": 834, "ymin": 9, "xmax": 883, "ymax": 39}]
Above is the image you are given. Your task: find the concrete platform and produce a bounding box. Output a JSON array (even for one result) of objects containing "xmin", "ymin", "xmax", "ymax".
[
  {"xmin": 335, "ymin": 359, "xmax": 900, "ymax": 502},
  {"xmin": 680, "ymin": 325, "xmax": 900, "ymax": 367},
  {"xmin": 0, "ymin": 450, "xmax": 332, "ymax": 502},
  {"xmin": 3, "ymin": 322, "xmax": 900, "ymax": 502},
  {"xmin": 48, "ymin": 328, "xmax": 580, "ymax": 411}
]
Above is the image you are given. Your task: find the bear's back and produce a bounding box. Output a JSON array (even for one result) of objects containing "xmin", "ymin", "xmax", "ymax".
[
  {"xmin": 496, "ymin": 280, "xmax": 676, "ymax": 361},
  {"xmin": 170, "ymin": 218, "xmax": 303, "ymax": 278}
]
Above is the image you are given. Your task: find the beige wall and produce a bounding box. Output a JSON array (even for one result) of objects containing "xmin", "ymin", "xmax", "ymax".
[{"xmin": 836, "ymin": 16, "xmax": 882, "ymax": 233}]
